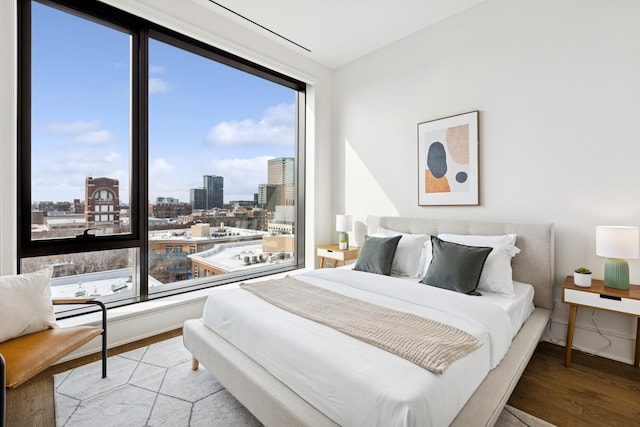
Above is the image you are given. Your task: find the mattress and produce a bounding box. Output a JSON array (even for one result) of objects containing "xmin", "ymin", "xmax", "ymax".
[
  {"xmin": 399, "ymin": 274, "xmax": 535, "ymax": 338},
  {"xmin": 341, "ymin": 264, "xmax": 536, "ymax": 339},
  {"xmin": 201, "ymin": 268, "xmax": 530, "ymax": 426},
  {"xmin": 481, "ymin": 281, "xmax": 535, "ymax": 337}
]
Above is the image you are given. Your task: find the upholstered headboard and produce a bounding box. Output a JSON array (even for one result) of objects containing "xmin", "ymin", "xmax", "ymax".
[{"xmin": 360, "ymin": 216, "xmax": 555, "ymax": 310}]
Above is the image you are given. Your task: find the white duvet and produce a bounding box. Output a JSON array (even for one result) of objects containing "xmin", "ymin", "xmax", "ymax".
[{"xmin": 202, "ymin": 268, "xmax": 531, "ymax": 426}]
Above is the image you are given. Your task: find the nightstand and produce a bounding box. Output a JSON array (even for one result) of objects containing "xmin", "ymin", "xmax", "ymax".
[
  {"xmin": 562, "ymin": 275, "xmax": 640, "ymax": 367},
  {"xmin": 316, "ymin": 244, "xmax": 360, "ymax": 268}
]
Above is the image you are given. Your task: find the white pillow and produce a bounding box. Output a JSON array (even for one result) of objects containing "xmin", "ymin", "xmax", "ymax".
[
  {"xmin": 438, "ymin": 233, "xmax": 517, "ymax": 247},
  {"xmin": 376, "ymin": 228, "xmax": 430, "ymax": 277},
  {"xmin": 421, "ymin": 239, "xmax": 433, "ymax": 277},
  {"xmin": 0, "ymin": 267, "xmax": 58, "ymax": 343},
  {"xmin": 436, "ymin": 234, "xmax": 520, "ymax": 297}
]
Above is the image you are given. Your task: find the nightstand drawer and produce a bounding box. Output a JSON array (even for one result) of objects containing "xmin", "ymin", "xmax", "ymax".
[
  {"xmin": 564, "ymin": 288, "xmax": 640, "ymax": 315},
  {"xmin": 317, "ymin": 248, "xmax": 345, "ymax": 261}
]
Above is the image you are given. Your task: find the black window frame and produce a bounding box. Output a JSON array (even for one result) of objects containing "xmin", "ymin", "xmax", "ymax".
[{"xmin": 18, "ymin": 0, "xmax": 306, "ymax": 310}]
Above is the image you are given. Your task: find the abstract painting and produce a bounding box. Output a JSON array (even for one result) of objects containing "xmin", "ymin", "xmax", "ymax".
[{"xmin": 418, "ymin": 111, "xmax": 479, "ymax": 205}]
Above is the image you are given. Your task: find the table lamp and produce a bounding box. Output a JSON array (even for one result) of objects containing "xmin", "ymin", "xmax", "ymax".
[
  {"xmin": 596, "ymin": 225, "xmax": 639, "ymax": 289},
  {"xmin": 336, "ymin": 214, "xmax": 352, "ymax": 249}
]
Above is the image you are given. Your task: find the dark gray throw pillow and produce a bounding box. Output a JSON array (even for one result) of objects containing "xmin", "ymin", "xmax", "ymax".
[
  {"xmin": 420, "ymin": 236, "xmax": 492, "ymax": 295},
  {"xmin": 353, "ymin": 234, "xmax": 402, "ymax": 276}
]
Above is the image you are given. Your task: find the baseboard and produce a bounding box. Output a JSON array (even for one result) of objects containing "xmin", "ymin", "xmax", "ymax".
[{"xmin": 543, "ymin": 317, "xmax": 636, "ymax": 365}]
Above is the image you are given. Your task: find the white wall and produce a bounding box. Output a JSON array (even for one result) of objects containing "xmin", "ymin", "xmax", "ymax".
[
  {"xmin": 334, "ymin": 0, "xmax": 640, "ymax": 364},
  {"xmin": 0, "ymin": 0, "xmax": 17, "ymax": 275}
]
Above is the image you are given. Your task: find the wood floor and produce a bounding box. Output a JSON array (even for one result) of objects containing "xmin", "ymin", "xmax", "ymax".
[
  {"xmin": 508, "ymin": 342, "xmax": 640, "ymax": 426},
  {"xmin": 5, "ymin": 334, "xmax": 640, "ymax": 427}
]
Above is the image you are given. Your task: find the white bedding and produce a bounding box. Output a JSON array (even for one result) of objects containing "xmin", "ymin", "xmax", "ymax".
[
  {"xmin": 398, "ymin": 275, "xmax": 535, "ymax": 338},
  {"xmin": 201, "ymin": 268, "xmax": 530, "ymax": 426},
  {"xmin": 481, "ymin": 281, "xmax": 535, "ymax": 337}
]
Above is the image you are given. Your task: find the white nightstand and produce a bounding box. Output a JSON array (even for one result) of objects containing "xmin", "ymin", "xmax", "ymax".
[
  {"xmin": 562, "ymin": 275, "xmax": 640, "ymax": 367},
  {"xmin": 316, "ymin": 244, "xmax": 360, "ymax": 268}
]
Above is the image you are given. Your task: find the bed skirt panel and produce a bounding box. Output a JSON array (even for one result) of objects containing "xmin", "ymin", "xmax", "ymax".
[{"xmin": 183, "ymin": 318, "xmax": 339, "ymax": 427}]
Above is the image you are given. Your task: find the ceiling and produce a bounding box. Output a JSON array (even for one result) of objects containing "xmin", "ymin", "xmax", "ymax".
[{"xmin": 194, "ymin": 0, "xmax": 486, "ymax": 69}]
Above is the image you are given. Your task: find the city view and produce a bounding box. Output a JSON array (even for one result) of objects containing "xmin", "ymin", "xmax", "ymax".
[
  {"xmin": 25, "ymin": 156, "xmax": 297, "ymax": 298},
  {"xmin": 23, "ymin": 2, "xmax": 301, "ymax": 302}
]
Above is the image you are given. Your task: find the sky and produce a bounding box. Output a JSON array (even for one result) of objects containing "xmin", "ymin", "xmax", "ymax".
[{"xmin": 31, "ymin": 2, "xmax": 296, "ymax": 205}]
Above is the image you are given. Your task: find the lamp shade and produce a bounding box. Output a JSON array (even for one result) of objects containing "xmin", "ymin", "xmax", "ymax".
[
  {"xmin": 336, "ymin": 215, "xmax": 353, "ymax": 232},
  {"xmin": 596, "ymin": 226, "xmax": 640, "ymax": 259}
]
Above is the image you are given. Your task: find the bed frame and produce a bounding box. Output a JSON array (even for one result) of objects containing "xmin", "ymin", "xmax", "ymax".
[{"xmin": 183, "ymin": 216, "xmax": 554, "ymax": 426}]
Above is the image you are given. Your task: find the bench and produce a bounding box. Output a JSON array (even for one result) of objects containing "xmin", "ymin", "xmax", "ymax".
[{"xmin": 0, "ymin": 299, "xmax": 107, "ymax": 427}]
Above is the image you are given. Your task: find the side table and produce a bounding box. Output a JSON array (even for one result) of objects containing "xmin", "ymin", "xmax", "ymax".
[
  {"xmin": 562, "ymin": 275, "xmax": 640, "ymax": 367},
  {"xmin": 316, "ymin": 244, "xmax": 360, "ymax": 268}
]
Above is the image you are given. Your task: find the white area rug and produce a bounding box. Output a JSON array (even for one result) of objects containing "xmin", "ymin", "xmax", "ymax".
[{"xmin": 54, "ymin": 336, "xmax": 555, "ymax": 426}]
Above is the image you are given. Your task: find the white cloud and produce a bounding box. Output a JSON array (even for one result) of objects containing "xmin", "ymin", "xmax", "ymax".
[
  {"xmin": 149, "ymin": 156, "xmax": 275, "ymax": 203},
  {"xmin": 44, "ymin": 151, "xmax": 124, "ymax": 177},
  {"xmin": 33, "ymin": 150, "xmax": 130, "ymax": 202},
  {"xmin": 148, "ymin": 178, "xmax": 195, "ymax": 203},
  {"xmin": 44, "ymin": 120, "xmax": 100, "ymax": 134},
  {"xmin": 149, "ymin": 158, "xmax": 174, "ymax": 175},
  {"xmin": 261, "ymin": 103, "xmax": 296, "ymax": 128},
  {"xmin": 205, "ymin": 103, "xmax": 295, "ymax": 146},
  {"xmin": 73, "ymin": 129, "xmax": 115, "ymax": 145},
  {"xmin": 147, "ymin": 159, "xmax": 192, "ymax": 202},
  {"xmin": 104, "ymin": 151, "xmax": 122, "ymax": 163},
  {"xmin": 149, "ymin": 77, "xmax": 170, "ymax": 94},
  {"xmin": 207, "ymin": 156, "xmax": 274, "ymax": 200},
  {"xmin": 42, "ymin": 120, "xmax": 115, "ymax": 146}
]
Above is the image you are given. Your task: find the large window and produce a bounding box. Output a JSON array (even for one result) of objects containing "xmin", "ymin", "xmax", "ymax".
[{"xmin": 18, "ymin": 0, "xmax": 306, "ymax": 312}]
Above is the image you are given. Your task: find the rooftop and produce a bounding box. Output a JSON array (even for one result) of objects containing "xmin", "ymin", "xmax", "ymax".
[
  {"xmin": 148, "ymin": 226, "xmax": 266, "ymax": 242},
  {"xmin": 189, "ymin": 239, "xmax": 294, "ymax": 273}
]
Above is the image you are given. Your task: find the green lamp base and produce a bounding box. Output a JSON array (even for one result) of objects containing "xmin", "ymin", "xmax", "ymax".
[
  {"xmin": 338, "ymin": 231, "xmax": 349, "ymax": 250},
  {"xmin": 604, "ymin": 258, "xmax": 630, "ymax": 290}
]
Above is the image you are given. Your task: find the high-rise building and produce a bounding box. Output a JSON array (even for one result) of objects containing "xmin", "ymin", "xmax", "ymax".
[
  {"xmin": 266, "ymin": 158, "xmax": 295, "ymax": 207},
  {"xmin": 190, "ymin": 175, "xmax": 224, "ymax": 211},
  {"xmin": 190, "ymin": 188, "xmax": 206, "ymax": 210},
  {"xmin": 84, "ymin": 176, "xmax": 120, "ymax": 230},
  {"xmin": 268, "ymin": 157, "xmax": 295, "ymax": 185},
  {"xmin": 203, "ymin": 175, "xmax": 224, "ymax": 209},
  {"xmin": 258, "ymin": 184, "xmax": 280, "ymax": 211}
]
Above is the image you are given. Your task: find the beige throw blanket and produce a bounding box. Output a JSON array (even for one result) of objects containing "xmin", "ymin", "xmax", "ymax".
[{"xmin": 240, "ymin": 277, "xmax": 482, "ymax": 374}]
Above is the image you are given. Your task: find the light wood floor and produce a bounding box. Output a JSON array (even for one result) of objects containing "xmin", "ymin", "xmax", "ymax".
[
  {"xmin": 5, "ymin": 334, "xmax": 640, "ymax": 427},
  {"xmin": 508, "ymin": 342, "xmax": 640, "ymax": 426}
]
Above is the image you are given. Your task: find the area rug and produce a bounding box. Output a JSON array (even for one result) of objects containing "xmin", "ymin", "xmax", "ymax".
[{"xmin": 54, "ymin": 336, "xmax": 555, "ymax": 427}]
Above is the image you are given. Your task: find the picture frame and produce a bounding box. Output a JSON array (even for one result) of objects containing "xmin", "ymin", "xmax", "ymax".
[{"xmin": 417, "ymin": 110, "xmax": 479, "ymax": 206}]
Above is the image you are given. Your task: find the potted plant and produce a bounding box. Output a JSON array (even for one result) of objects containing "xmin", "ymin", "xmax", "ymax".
[{"xmin": 574, "ymin": 267, "xmax": 592, "ymax": 288}]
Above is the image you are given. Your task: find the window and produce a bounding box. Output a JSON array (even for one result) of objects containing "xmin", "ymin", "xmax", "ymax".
[{"xmin": 18, "ymin": 0, "xmax": 306, "ymax": 314}]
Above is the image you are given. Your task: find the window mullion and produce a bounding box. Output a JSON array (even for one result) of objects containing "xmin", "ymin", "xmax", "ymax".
[
  {"xmin": 134, "ymin": 27, "xmax": 150, "ymax": 300},
  {"xmin": 295, "ymin": 91, "xmax": 306, "ymax": 267},
  {"xmin": 17, "ymin": 0, "xmax": 33, "ymax": 271}
]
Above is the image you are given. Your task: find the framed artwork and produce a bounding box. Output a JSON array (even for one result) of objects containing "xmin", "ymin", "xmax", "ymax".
[{"xmin": 418, "ymin": 110, "xmax": 479, "ymax": 206}]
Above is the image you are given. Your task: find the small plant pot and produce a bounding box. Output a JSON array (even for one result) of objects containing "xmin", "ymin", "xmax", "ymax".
[{"xmin": 574, "ymin": 272, "xmax": 592, "ymax": 288}]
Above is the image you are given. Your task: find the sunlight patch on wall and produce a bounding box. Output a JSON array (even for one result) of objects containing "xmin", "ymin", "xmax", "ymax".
[{"xmin": 344, "ymin": 139, "xmax": 398, "ymax": 234}]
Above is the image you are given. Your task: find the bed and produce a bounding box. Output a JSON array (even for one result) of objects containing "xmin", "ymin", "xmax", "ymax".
[{"xmin": 183, "ymin": 216, "xmax": 554, "ymax": 426}]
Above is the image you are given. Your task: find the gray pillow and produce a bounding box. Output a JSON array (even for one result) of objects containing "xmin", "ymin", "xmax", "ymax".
[
  {"xmin": 353, "ymin": 235, "xmax": 402, "ymax": 276},
  {"xmin": 420, "ymin": 236, "xmax": 492, "ymax": 295}
]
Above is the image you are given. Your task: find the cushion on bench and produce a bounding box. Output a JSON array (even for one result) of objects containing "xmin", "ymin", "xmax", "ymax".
[{"xmin": 0, "ymin": 326, "xmax": 102, "ymax": 388}]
